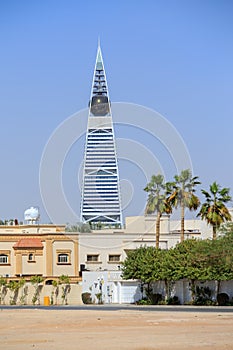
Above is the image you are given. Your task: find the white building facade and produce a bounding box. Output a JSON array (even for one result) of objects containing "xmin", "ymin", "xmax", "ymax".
[{"xmin": 80, "ymin": 213, "xmax": 227, "ymax": 304}]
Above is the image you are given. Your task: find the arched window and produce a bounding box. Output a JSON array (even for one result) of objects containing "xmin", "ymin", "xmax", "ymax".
[
  {"xmin": 28, "ymin": 253, "xmax": 34, "ymax": 261},
  {"xmin": 58, "ymin": 253, "xmax": 68, "ymax": 263},
  {"xmin": 45, "ymin": 279, "xmax": 54, "ymax": 285},
  {"xmin": 0, "ymin": 254, "xmax": 8, "ymax": 264}
]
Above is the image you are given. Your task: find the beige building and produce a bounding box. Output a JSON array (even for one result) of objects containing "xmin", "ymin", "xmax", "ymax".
[{"xmin": 0, "ymin": 224, "xmax": 80, "ymax": 283}]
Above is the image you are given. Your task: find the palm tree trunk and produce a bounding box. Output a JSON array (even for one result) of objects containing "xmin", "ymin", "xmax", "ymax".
[
  {"xmin": 180, "ymin": 202, "xmax": 185, "ymax": 242},
  {"xmin": 155, "ymin": 211, "xmax": 161, "ymax": 248},
  {"xmin": 164, "ymin": 279, "xmax": 169, "ymax": 301},
  {"xmin": 213, "ymin": 225, "xmax": 217, "ymax": 240},
  {"xmin": 216, "ymin": 280, "xmax": 221, "ymax": 301},
  {"xmin": 190, "ymin": 279, "xmax": 195, "ymax": 303}
]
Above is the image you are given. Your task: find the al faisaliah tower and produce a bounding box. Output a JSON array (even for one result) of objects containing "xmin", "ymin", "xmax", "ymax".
[{"xmin": 80, "ymin": 43, "xmax": 123, "ymax": 229}]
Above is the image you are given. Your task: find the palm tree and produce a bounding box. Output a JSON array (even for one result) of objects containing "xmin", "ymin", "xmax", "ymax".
[
  {"xmin": 168, "ymin": 169, "xmax": 200, "ymax": 242},
  {"xmin": 198, "ymin": 182, "xmax": 232, "ymax": 239},
  {"xmin": 144, "ymin": 174, "xmax": 172, "ymax": 248}
]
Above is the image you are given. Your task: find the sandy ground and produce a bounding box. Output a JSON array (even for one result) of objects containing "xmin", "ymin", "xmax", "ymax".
[{"xmin": 0, "ymin": 308, "xmax": 233, "ymax": 349}]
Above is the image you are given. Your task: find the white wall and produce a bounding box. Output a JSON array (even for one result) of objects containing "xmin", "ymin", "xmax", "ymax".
[{"xmin": 82, "ymin": 271, "xmax": 233, "ymax": 305}]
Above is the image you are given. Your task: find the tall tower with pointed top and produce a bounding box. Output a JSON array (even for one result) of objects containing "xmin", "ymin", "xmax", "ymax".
[{"xmin": 80, "ymin": 44, "xmax": 123, "ymax": 228}]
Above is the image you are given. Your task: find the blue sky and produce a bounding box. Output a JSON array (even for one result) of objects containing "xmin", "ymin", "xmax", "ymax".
[{"xmin": 0, "ymin": 0, "xmax": 233, "ymax": 223}]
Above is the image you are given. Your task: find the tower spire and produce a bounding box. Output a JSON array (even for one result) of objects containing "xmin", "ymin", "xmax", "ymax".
[
  {"xmin": 89, "ymin": 42, "xmax": 110, "ymax": 116},
  {"xmin": 80, "ymin": 44, "xmax": 123, "ymax": 228}
]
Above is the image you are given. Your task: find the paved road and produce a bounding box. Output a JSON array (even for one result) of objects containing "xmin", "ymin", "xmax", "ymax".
[{"xmin": 1, "ymin": 304, "xmax": 233, "ymax": 312}]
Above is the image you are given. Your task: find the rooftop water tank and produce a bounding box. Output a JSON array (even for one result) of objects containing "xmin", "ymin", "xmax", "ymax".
[{"xmin": 24, "ymin": 207, "xmax": 40, "ymax": 222}]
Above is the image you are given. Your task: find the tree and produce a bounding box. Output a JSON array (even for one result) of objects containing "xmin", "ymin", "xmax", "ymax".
[
  {"xmin": 0, "ymin": 276, "xmax": 7, "ymax": 304},
  {"xmin": 208, "ymin": 231, "xmax": 233, "ymax": 298},
  {"xmin": 144, "ymin": 174, "xmax": 172, "ymax": 248},
  {"xmin": 121, "ymin": 247, "xmax": 154, "ymax": 284},
  {"xmin": 156, "ymin": 249, "xmax": 178, "ymax": 301},
  {"xmin": 18, "ymin": 278, "xmax": 27, "ymax": 305},
  {"xmin": 122, "ymin": 247, "xmax": 160, "ymax": 300},
  {"xmin": 121, "ymin": 235, "xmax": 233, "ymax": 304},
  {"xmin": 30, "ymin": 275, "xmax": 44, "ymax": 305},
  {"xmin": 168, "ymin": 169, "xmax": 200, "ymax": 242},
  {"xmin": 122, "ymin": 247, "xmax": 177, "ymax": 302},
  {"xmin": 171, "ymin": 239, "xmax": 213, "ymax": 301},
  {"xmin": 59, "ymin": 275, "xmax": 70, "ymax": 305},
  {"xmin": 65, "ymin": 223, "xmax": 91, "ymax": 233},
  {"xmin": 7, "ymin": 280, "xmax": 21, "ymax": 305},
  {"xmin": 198, "ymin": 182, "xmax": 232, "ymax": 239},
  {"xmin": 51, "ymin": 280, "xmax": 59, "ymax": 305},
  {"xmin": 219, "ymin": 222, "xmax": 233, "ymax": 236},
  {"xmin": 218, "ymin": 230, "xmax": 233, "ymax": 280}
]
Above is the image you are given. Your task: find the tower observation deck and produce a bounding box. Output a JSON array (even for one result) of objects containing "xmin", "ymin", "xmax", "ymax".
[{"xmin": 80, "ymin": 44, "xmax": 123, "ymax": 228}]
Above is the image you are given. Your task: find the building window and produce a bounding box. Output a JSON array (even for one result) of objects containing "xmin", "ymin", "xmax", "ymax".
[
  {"xmin": 108, "ymin": 254, "xmax": 121, "ymax": 262},
  {"xmin": 0, "ymin": 254, "xmax": 8, "ymax": 264},
  {"xmin": 56, "ymin": 250, "xmax": 71, "ymax": 265},
  {"xmin": 28, "ymin": 253, "xmax": 35, "ymax": 262},
  {"xmin": 86, "ymin": 254, "xmax": 99, "ymax": 262},
  {"xmin": 58, "ymin": 253, "xmax": 68, "ymax": 263}
]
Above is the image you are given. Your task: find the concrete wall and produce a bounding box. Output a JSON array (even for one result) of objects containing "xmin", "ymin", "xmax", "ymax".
[
  {"xmin": 2, "ymin": 276, "xmax": 233, "ymax": 306},
  {"xmin": 125, "ymin": 215, "xmax": 170, "ymax": 234},
  {"xmin": 82, "ymin": 271, "xmax": 110, "ymax": 304},
  {"xmin": 82, "ymin": 271, "xmax": 233, "ymax": 304},
  {"xmin": 21, "ymin": 255, "xmax": 44, "ymax": 275},
  {"xmin": 152, "ymin": 280, "xmax": 233, "ymax": 304},
  {"xmin": 0, "ymin": 283, "xmax": 83, "ymax": 306}
]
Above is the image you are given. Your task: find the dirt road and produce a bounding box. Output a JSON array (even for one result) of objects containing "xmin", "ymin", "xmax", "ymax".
[{"xmin": 1, "ymin": 308, "xmax": 233, "ymax": 349}]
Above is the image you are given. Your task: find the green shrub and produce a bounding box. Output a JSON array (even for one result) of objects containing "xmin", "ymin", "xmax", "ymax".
[
  {"xmin": 217, "ymin": 293, "xmax": 229, "ymax": 306},
  {"xmin": 151, "ymin": 293, "xmax": 162, "ymax": 305},
  {"xmin": 193, "ymin": 286, "xmax": 213, "ymax": 305},
  {"xmin": 82, "ymin": 292, "xmax": 92, "ymax": 304},
  {"xmin": 136, "ymin": 298, "xmax": 152, "ymax": 305},
  {"xmin": 167, "ymin": 296, "xmax": 180, "ymax": 305}
]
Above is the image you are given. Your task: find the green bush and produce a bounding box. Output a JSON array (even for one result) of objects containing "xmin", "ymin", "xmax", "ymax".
[
  {"xmin": 217, "ymin": 293, "xmax": 229, "ymax": 306},
  {"xmin": 193, "ymin": 286, "xmax": 214, "ymax": 305},
  {"xmin": 82, "ymin": 292, "xmax": 92, "ymax": 304},
  {"xmin": 136, "ymin": 298, "xmax": 152, "ymax": 305},
  {"xmin": 151, "ymin": 293, "xmax": 163, "ymax": 305},
  {"xmin": 167, "ymin": 296, "xmax": 180, "ymax": 305}
]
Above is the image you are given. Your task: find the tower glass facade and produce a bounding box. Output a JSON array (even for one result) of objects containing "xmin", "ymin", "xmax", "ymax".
[{"xmin": 80, "ymin": 45, "xmax": 123, "ymax": 228}]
